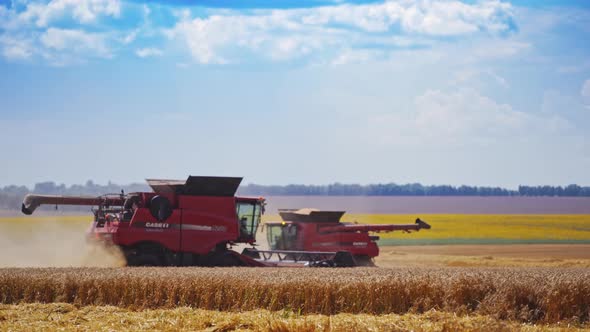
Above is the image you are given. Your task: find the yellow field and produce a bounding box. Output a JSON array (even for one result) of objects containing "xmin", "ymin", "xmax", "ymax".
[
  {"xmin": 337, "ymin": 214, "xmax": 590, "ymax": 244},
  {"xmin": 3, "ymin": 214, "xmax": 590, "ymax": 242},
  {"xmin": 2, "ymin": 213, "xmax": 590, "ymax": 249}
]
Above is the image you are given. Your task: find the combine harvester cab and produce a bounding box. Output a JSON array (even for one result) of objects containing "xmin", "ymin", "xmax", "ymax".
[{"xmin": 243, "ymin": 208, "xmax": 431, "ymax": 266}]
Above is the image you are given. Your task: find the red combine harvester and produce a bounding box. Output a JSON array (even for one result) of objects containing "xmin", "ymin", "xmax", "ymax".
[
  {"xmin": 21, "ymin": 176, "xmax": 430, "ymax": 267},
  {"xmin": 243, "ymin": 208, "xmax": 430, "ymax": 266},
  {"xmin": 22, "ymin": 176, "xmax": 270, "ymax": 266}
]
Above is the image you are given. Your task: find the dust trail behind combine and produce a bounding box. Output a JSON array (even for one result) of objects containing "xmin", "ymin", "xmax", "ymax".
[{"xmin": 0, "ymin": 215, "xmax": 124, "ymax": 267}]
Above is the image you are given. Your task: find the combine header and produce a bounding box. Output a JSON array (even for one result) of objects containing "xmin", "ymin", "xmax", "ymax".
[{"xmin": 21, "ymin": 176, "xmax": 430, "ymax": 267}]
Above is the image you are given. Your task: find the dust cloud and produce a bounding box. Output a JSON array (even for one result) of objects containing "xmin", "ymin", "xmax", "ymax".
[{"xmin": 0, "ymin": 219, "xmax": 125, "ymax": 267}]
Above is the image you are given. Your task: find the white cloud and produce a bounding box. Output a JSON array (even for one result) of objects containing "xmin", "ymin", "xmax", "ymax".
[
  {"xmin": 122, "ymin": 30, "xmax": 138, "ymax": 44},
  {"xmin": 167, "ymin": 13, "xmax": 324, "ymax": 64},
  {"xmin": 298, "ymin": 0, "xmax": 513, "ymax": 35},
  {"xmin": 400, "ymin": 0, "xmax": 513, "ymax": 35},
  {"xmin": 135, "ymin": 47, "xmax": 162, "ymax": 58},
  {"xmin": 0, "ymin": 0, "xmax": 522, "ymax": 66},
  {"xmin": 451, "ymin": 69, "xmax": 509, "ymax": 88},
  {"xmin": 1, "ymin": 26, "xmax": 115, "ymax": 64},
  {"xmin": 367, "ymin": 88, "xmax": 570, "ymax": 146},
  {"xmin": 413, "ymin": 89, "xmax": 526, "ymax": 138},
  {"xmin": 472, "ymin": 40, "xmax": 530, "ymax": 59},
  {"xmin": 40, "ymin": 28, "xmax": 110, "ymax": 57},
  {"xmin": 269, "ymin": 37, "xmax": 315, "ymax": 60},
  {"xmin": 0, "ymin": 35, "xmax": 33, "ymax": 60},
  {"xmin": 19, "ymin": 0, "xmax": 120, "ymax": 27},
  {"xmin": 0, "ymin": 0, "xmax": 126, "ymax": 63},
  {"xmin": 143, "ymin": 4, "xmax": 151, "ymax": 18},
  {"xmin": 168, "ymin": 0, "xmax": 515, "ymax": 64},
  {"xmin": 331, "ymin": 48, "xmax": 384, "ymax": 65}
]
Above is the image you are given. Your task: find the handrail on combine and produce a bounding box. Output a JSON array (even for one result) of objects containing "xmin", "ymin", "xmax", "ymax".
[
  {"xmin": 242, "ymin": 248, "xmax": 356, "ymax": 267},
  {"xmin": 244, "ymin": 249, "xmax": 337, "ymax": 262}
]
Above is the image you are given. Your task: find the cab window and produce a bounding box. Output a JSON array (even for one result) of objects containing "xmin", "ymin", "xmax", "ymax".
[
  {"xmin": 267, "ymin": 224, "xmax": 297, "ymax": 250},
  {"xmin": 236, "ymin": 201, "xmax": 261, "ymax": 239}
]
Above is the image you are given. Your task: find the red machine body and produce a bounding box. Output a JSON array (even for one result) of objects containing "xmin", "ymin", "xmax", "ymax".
[{"xmin": 263, "ymin": 209, "xmax": 430, "ymax": 265}]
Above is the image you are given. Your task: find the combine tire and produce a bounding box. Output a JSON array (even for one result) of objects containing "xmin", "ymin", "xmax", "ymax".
[
  {"xmin": 333, "ymin": 251, "xmax": 356, "ymax": 267},
  {"xmin": 308, "ymin": 251, "xmax": 356, "ymax": 267},
  {"xmin": 210, "ymin": 252, "xmax": 244, "ymax": 267},
  {"xmin": 125, "ymin": 243, "xmax": 166, "ymax": 266},
  {"xmin": 127, "ymin": 254, "xmax": 162, "ymax": 266}
]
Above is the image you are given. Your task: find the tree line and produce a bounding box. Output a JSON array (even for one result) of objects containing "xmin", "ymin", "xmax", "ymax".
[
  {"xmin": 238, "ymin": 183, "xmax": 590, "ymax": 197},
  {"xmin": 1, "ymin": 181, "xmax": 588, "ymax": 211}
]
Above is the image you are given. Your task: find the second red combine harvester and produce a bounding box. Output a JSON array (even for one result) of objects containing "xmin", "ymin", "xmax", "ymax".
[
  {"xmin": 243, "ymin": 208, "xmax": 430, "ymax": 266},
  {"xmin": 21, "ymin": 176, "xmax": 430, "ymax": 267}
]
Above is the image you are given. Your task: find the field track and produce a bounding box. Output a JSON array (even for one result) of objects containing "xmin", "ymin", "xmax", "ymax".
[
  {"xmin": 1, "ymin": 267, "xmax": 589, "ymax": 324},
  {"xmin": 376, "ymin": 244, "xmax": 590, "ymax": 268},
  {"xmin": 374, "ymin": 244, "xmax": 590, "ymax": 268}
]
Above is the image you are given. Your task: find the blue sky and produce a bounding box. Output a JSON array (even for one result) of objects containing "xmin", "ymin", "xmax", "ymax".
[{"xmin": 0, "ymin": 0, "xmax": 589, "ymax": 188}]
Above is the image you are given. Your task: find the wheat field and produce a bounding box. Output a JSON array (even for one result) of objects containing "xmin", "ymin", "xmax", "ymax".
[
  {"xmin": 0, "ymin": 267, "xmax": 589, "ymax": 325},
  {"xmin": 1, "ymin": 303, "xmax": 586, "ymax": 332}
]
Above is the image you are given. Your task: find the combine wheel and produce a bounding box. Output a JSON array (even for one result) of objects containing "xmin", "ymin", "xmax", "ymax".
[
  {"xmin": 333, "ymin": 251, "xmax": 356, "ymax": 267},
  {"xmin": 127, "ymin": 254, "xmax": 162, "ymax": 266},
  {"xmin": 307, "ymin": 252, "xmax": 356, "ymax": 267},
  {"xmin": 211, "ymin": 252, "xmax": 244, "ymax": 267},
  {"xmin": 125, "ymin": 243, "xmax": 166, "ymax": 266}
]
